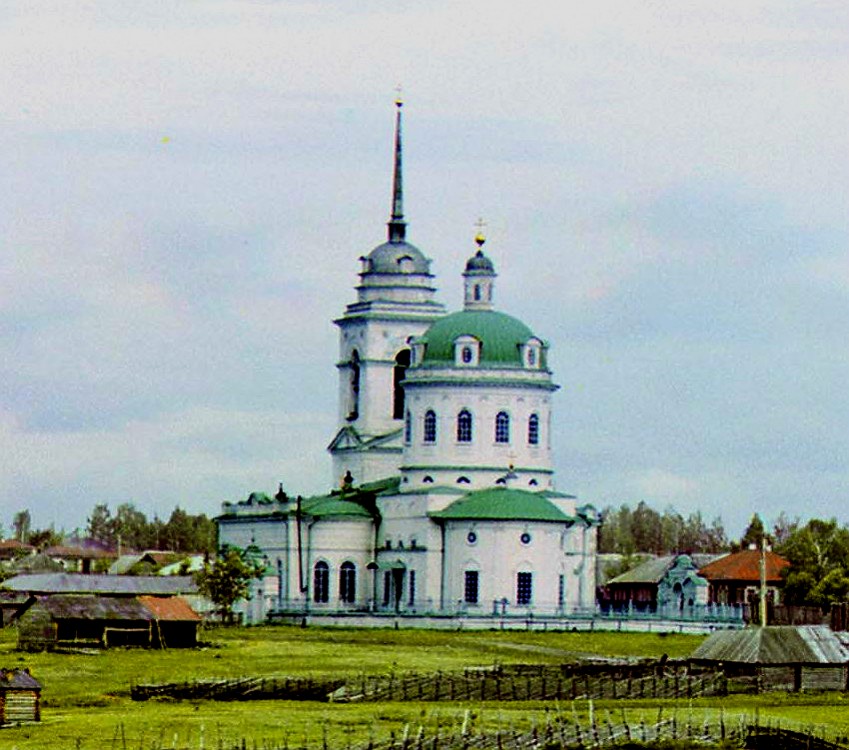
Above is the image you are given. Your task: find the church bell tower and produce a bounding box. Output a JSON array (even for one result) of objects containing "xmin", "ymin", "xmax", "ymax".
[{"xmin": 328, "ymin": 98, "xmax": 445, "ymax": 486}]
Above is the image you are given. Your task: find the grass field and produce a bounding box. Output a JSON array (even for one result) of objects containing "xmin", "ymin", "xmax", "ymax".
[{"xmin": 1, "ymin": 625, "xmax": 847, "ymax": 749}]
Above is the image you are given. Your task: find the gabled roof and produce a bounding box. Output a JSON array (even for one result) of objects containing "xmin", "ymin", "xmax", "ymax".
[
  {"xmin": 429, "ymin": 488, "xmax": 575, "ymax": 523},
  {"xmin": 699, "ymin": 549, "xmax": 789, "ymax": 583},
  {"xmin": 29, "ymin": 594, "xmax": 200, "ymax": 622},
  {"xmin": 691, "ymin": 626, "xmax": 849, "ymax": 664},
  {"xmin": 0, "ymin": 668, "xmax": 41, "ymax": 690},
  {"xmin": 2, "ymin": 574, "xmax": 197, "ymax": 596},
  {"xmin": 607, "ymin": 554, "xmax": 721, "ymax": 586}
]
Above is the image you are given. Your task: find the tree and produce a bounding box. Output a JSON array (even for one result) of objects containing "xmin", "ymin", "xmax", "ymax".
[
  {"xmin": 12, "ymin": 510, "xmax": 31, "ymax": 544},
  {"xmin": 87, "ymin": 504, "xmax": 115, "ymax": 546},
  {"xmin": 778, "ymin": 518, "xmax": 849, "ymax": 606},
  {"xmin": 739, "ymin": 513, "xmax": 766, "ymax": 551},
  {"xmin": 194, "ymin": 547, "xmax": 264, "ymax": 623}
]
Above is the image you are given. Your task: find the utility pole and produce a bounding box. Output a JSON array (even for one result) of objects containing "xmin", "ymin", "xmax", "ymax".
[{"xmin": 759, "ymin": 535, "xmax": 768, "ymax": 627}]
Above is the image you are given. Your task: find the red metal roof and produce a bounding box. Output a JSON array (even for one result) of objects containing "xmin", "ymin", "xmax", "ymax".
[
  {"xmin": 699, "ymin": 549, "xmax": 789, "ymax": 583},
  {"xmin": 138, "ymin": 595, "xmax": 201, "ymax": 622}
]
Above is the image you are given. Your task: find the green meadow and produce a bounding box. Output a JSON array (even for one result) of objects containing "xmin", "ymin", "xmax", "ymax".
[{"xmin": 2, "ymin": 626, "xmax": 848, "ymax": 749}]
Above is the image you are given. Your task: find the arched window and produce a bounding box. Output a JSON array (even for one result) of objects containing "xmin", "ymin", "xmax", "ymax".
[
  {"xmin": 404, "ymin": 410, "xmax": 412, "ymax": 444},
  {"xmin": 423, "ymin": 410, "xmax": 437, "ymax": 443},
  {"xmin": 495, "ymin": 412, "xmax": 510, "ymax": 443},
  {"xmin": 528, "ymin": 413, "xmax": 539, "ymax": 445},
  {"xmin": 474, "ymin": 284, "xmax": 481, "ymax": 301},
  {"xmin": 313, "ymin": 561, "xmax": 329, "ymax": 603},
  {"xmin": 339, "ymin": 561, "xmax": 356, "ymax": 603},
  {"xmin": 457, "ymin": 409, "xmax": 473, "ymax": 443},
  {"xmin": 347, "ymin": 350, "xmax": 360, "ymax": 421},
  {"xmin": 461, "ymin": 346, "xmax": 473, "ymax": 363},
  {"xmin": 392, "ymin": 349, "xmax": 411, "ymax": 420}
]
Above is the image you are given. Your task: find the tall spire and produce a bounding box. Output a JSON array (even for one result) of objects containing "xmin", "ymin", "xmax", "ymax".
[{"xmin": 387, "ymin": 93, "xmax": 406, "ymax": 243}]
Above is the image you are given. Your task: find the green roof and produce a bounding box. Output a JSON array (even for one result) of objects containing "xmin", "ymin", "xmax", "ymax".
[
  {"xmin": 300, "ymin": 494, "xmax": 373, "ymax": 519},
  {"xmin": 429, "ymin": 487, "xmax": 574, "ymax": 523},
  {"xmin": 419, "ymin": 310, "xmax": 538, "ymax": 366}
]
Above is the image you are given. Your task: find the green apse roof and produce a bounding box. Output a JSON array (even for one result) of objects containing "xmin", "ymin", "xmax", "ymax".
[
  {"xmin": 419, "ymin": 310, "xmax": 538, "ymax": 366},
  {"xmin": 429, "ymin": 488, "xmax": 574, "ymax": 523}
]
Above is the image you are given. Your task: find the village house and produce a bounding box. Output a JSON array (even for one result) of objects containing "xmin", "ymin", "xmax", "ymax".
[{"xmin": 2, "ymin": 573, "xmax": 202, "ymax": 651}]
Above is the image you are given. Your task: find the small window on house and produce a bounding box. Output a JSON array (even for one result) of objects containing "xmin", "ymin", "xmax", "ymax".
[
  {"xmin": 423, "ymin": 410, "xmax": 437, "ymax": 443},
  {"xmin": 314, "ymin": 561, "xmax": 329, "ymax": 603},
  {"xmin": 528, "ymin": 413, "xmax": 539, "ymax": 445},
  {"xmin": 495, "ymin": 412, "xmax": 510, "ymax": 443},
  {"xmin": 457, "ymin": 476, "xmax": 471, "ymax": 484},
  {"xmin": 457, "ymin": 409, "xmax": 473, "ymax": 443},
  {"xmin": 517, "ymin": 572, "xmax": 533, "ymax": 605},
  {"xmin": 422, "ymin": 475, "xmax": 434, "ymax": 483}
]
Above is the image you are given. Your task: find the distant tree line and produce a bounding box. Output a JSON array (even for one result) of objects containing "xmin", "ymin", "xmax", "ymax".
[
  {"xmin": 7, "ymin": 503, "xmax": 216, "ymax": 554},
  {"xmin": 598, "ymin": 501, "xmax": 728, "ymax": 556}
]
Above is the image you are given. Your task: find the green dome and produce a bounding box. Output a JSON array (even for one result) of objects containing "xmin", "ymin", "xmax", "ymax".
[{"xmin": 419, "ymin": 310, "xmax": 537, "ymax": 366}]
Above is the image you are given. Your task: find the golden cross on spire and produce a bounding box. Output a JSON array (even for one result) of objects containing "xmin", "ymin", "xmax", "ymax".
[
  {"xmin": 474, "ymin": 217, "xmax": 487, "ymax": 247},
  {"xmin": 394, "ymin": 84, "xmax": 403, "ymax": 108}
]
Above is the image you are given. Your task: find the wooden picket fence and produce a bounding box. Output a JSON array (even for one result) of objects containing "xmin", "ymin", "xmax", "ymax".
[
  {"xmin": 80, "ymin": 711, "xmax": 849, "ymax": 750},
  {"xmin": 131, "ymin": 664, "xmax": 726, "ymax": 704},
  {"xmin": 330, "ymin": 665, "xmax": 727, "ymax": 703},
  {"xmin": 131, "ymin": 675, "xmax": 344, "ymax": 702}
]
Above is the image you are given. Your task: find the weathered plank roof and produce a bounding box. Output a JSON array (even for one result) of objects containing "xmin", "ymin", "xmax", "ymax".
[
  {"xmin": 691, "ymin": 625, "xmax": 849, "ymax": 664},
  {"xmin": 38, "ymin": 594, "xmax": 151, "ymax": 620},
  {"xmin": 30, "ymin": 594, "xmax": 200, "ymax": 622},
  {"xmin": 0, "ymin": 668, "xmax": 41, "ymax": 690},
  {"xmin": 2, "ymin": 573, "xmax": 197, "ymax": 596}
]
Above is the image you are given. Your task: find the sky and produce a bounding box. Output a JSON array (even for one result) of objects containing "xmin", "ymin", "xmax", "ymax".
[{"xmin": 1, "ymin": 1, "xmax": 847, "ymax": 539}]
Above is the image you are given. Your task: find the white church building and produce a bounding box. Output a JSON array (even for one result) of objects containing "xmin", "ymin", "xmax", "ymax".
[{"xmin": 217, "ymin": 102, "xmax": 599, "ymax": 622}]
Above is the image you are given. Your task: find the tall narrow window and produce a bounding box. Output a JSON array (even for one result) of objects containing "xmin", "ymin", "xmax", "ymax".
[
  {"xmin": 464, "ymin": 570, "xmax": 479, "ymax": 604},
  {"xmin": 404, "ymin": 410, "xmax": 412, "ymax": 444},
  {"xmin": 347, "ymin": 350, "xmax": 360, "ymax": 421},
  {"xmin": 408, "ymin": 570, "xmax": 416, "ymax": 606},
  {"xmin": 313, "ymin": 561, "xmax": 329, "ymax": 603},
  {"xmin": 423, "ymin": 410, "xmax": 437, "ymax": 443},
  {"xmin": 392, "ymin": 349, "xmax": 411, "ymax": 419},
  {"xmin": 516, "ymin": 572, "xmax": 533, "ymax": 605},
  {"xmin": 382, "ymin": 571, "xmax": 391, "ymax": 606},
  {"xmin": 558, "ymin": 574, "xmax": 565, "ymax": 609},
  {"xmin": 495, "ymin": 411, "xmax": 510, "ymax": 443},
  {"xmin": 339, "ymin": 561, "xmax": 356, "ymax": 603},
  {"xmin": 528, "ymin": 413, "xmax": 539, "ymax": 445},
  {"xmin": 474, "ymin": 284, "xmax": 481, "ymax": 301},
  {"xmin": 457, "ymin": 409, "xmax": 473, "ymax": 443}
]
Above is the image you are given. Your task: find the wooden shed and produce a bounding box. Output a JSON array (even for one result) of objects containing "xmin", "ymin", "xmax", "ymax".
[
  {"xmin": 691, "ymin": 625, "xmax": 849, "ymax": 692},
  {"xmin": 0, "ymin": 668, "xmax": 41, "ymax": 725},
  {"xmin": 16, "ymin": 594, "xmax": 201, "ymax": 651}
]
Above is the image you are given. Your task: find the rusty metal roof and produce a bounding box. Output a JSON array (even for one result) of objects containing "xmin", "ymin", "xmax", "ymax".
[
  {"xmin": 139, "ymin": 596, "xmax": 201, "ymax": 622},
  {"xmin": 691, "ymin": 625, "xmax": 849, "ymax": 664},
  {"xmin": 699, "ymin": 549, "xmax": 789, "ymax": 583}
]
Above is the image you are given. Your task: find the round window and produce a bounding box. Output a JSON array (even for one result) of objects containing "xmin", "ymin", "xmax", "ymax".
[
  {"xmin": 467, "ymin": 531, "xmax": 478, "ymax": 545},
  {"xmin": 520, "ymin": 532, "xmax": 532, "ymax": 545}
]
